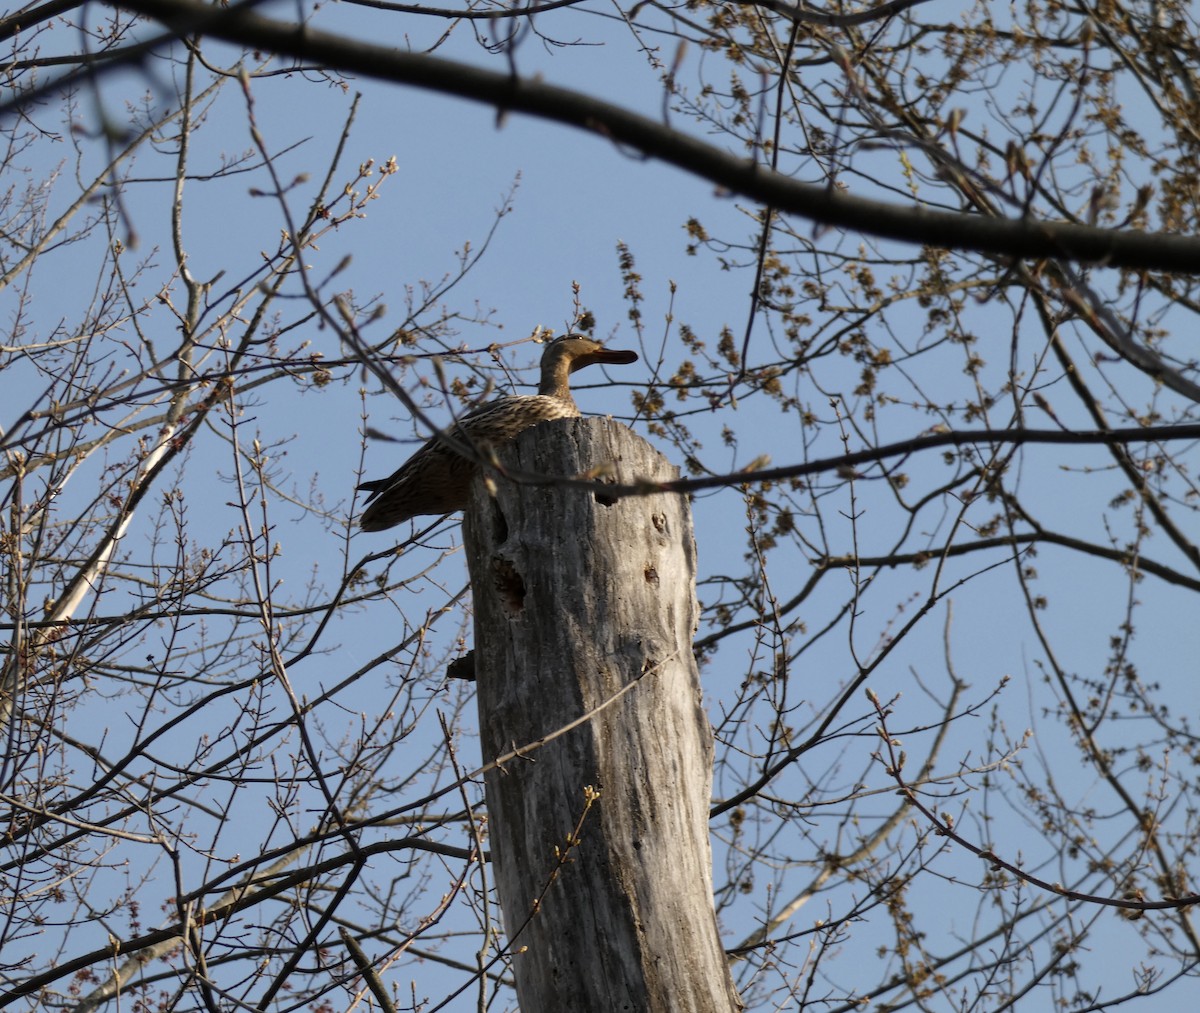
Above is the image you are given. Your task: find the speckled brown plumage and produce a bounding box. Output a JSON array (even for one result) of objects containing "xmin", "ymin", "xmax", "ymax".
[{"xmin": 358, "ymin": 335, "xmax": 638, "ymax": 532}]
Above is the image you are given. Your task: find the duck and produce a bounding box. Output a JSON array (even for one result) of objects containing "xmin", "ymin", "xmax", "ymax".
[{"xmin": 358, "ymin": 334, "xmax": 639, "ymax": 532}]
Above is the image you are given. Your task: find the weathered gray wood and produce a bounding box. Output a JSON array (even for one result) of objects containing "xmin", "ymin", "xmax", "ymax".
[{"xmin": 463, "ymin": 417, "xmax": 740, "ymax": 1013}]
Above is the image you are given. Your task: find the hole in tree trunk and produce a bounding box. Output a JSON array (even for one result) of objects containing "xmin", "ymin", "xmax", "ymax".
[{"xmin": 491, "ymin": 555, "xmax": 526, "ymax": 615}]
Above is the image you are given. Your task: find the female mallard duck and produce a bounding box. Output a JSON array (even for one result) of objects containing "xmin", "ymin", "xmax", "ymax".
[{"xmin": 358, "ymin": 335, "xmax": 638, "ymax": 532}]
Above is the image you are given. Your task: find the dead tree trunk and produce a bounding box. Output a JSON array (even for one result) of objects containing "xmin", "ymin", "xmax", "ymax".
[{"xmin": 462, "ymin": 417, "xmax": 740, "ymax": 1013}]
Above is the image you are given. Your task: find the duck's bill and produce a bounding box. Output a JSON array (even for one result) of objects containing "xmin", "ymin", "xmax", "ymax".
[{"xmin": 590, "ymin": 349, "xmax": 639, "ymax": 365}]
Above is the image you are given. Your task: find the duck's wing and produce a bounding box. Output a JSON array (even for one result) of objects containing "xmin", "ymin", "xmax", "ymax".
[
  {"xmin": 357, "ymin": 394, "xmax": 582, "ymax": 530},
  {"xmin": 357, "ymin": 399, "xmax": 503, "ymax": 496}
]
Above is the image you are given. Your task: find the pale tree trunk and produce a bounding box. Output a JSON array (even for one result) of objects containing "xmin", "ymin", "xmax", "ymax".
[{"xmin": 463, "ymin": 417, "xmax": 741, "ymax": 1013}]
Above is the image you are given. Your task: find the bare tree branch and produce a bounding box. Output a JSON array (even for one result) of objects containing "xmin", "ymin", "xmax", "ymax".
[{"xmin": 33, "ymin": 0, "xmax": 1198, "ymax": 272}]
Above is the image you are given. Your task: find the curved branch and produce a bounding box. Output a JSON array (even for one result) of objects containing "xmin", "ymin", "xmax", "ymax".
[
  {"xmin": 871, "ymin": 693, "xmax": 1200, "ymax": 916},
  {"xmin": 0, "ymin": 0, "xmax": 83, "ymax": 44},
  {"xmin": 341, "ymin": 0, "xmax": 587, "ymax": 20},
  {"xmin": 0, "ymin": 835, "xmax": 466, "ymax": 1008},
  {"xmin": 464, "ymin": 421, "xmax": 1200, "ymax": 512},
  {"xmin": 68, "ymin": 0, "xmax": 1200, "ymax": 273},
  {"xmin": 340, "ymin": 0, "xmax": 932, "ymax": 28}
]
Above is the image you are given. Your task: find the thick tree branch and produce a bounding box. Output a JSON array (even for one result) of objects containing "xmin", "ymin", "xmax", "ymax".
[
  {"xmin": 86, "ymin": 0, "xmax": 1200, "ymax": 273},
  {"xmin": 0, "ymin": 0, "xmax": 83, "ymax": 44},
  {"xmin": 466, "ymin": 421, "xmax": 1200, "ymax": 507}
]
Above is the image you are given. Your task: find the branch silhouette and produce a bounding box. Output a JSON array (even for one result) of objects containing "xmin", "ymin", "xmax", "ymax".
[
  {"xmin": 476, "ymin": 420, "xmax": 1200, "ymax": 503},
  {"xmin": 27, "ymin": 0, "xmax": 1194, "ymax": 272}
]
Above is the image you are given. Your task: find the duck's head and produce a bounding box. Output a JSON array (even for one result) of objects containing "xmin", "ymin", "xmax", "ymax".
[{"xmin": 542, "ymin": 334, "xmax": 639, "ymax": 375}]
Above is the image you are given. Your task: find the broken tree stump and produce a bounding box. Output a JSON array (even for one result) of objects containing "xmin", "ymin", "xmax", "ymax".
[{"xmin": 462, "ymin": 416, "xmax": 740, "ymax": 1013}]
